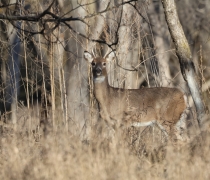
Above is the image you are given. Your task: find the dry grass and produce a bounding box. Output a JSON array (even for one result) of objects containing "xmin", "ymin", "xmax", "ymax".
[{"xmin": 0, "ymin": 109, "xmax": 210, "ymax": 180}]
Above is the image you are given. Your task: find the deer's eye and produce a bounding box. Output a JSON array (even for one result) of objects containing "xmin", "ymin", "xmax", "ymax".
[
  {"xmin": 102, "ymin": 62, "xmax": 106, "ymax": 66},
  {"xmin": 92, "ymin": 62, "xmax": 96, "ymax": 66}
]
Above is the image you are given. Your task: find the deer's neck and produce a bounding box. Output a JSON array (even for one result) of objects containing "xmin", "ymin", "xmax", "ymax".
[{"xmin": 93, "ymin": 76, "xmax": 110, "ymax": 103}]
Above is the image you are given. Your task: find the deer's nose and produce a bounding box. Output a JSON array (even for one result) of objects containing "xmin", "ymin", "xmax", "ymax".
[{"xmin": 96, "ymin": 67, "xmax": 102, "ymax": 75}]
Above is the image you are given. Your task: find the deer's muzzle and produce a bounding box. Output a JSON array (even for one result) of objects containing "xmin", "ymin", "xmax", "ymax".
[{"xmin": 95, "ymin": 67, "xmax": 102, "ymax": 76}]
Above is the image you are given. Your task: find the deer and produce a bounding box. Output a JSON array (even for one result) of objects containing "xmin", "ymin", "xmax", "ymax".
[{"xmin": 84, "ymin": 51, "xmax": 188, "ymax": 142}]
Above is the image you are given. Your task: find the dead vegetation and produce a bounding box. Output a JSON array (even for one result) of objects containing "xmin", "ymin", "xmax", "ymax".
[{"xmin": 0, "ymin": 110, "xmax": 209, "ymax": 180}]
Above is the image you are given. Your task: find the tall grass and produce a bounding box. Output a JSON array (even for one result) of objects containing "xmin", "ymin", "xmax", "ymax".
[{"xmin": 0, "ymin": 113, "xmax": 209, "ymax": 180}]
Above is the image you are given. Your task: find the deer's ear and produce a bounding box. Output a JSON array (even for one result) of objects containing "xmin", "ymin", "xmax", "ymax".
[
  {"xmin": 84, "ymin": 51, "xmax": 94, "ymax": 63},
  {"xmin": 105, "ymin": 51, "xmax": 115, "ymax": 62}
]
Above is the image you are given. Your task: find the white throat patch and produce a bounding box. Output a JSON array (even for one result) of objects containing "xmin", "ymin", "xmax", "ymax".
[{"xmin": 94, "ymin": 76, "xmax": 105, "ymax": 83}]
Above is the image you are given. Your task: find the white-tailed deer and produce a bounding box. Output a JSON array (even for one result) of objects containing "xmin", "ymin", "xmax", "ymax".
[{"xmin": 84, "ymin": 51, "xmax": 188, "ymax": 141}]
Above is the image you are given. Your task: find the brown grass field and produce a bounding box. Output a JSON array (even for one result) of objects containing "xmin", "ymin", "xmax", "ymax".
[{"xmin": 0, "ymin": 106, "xmax": 209, "ymax": 180}]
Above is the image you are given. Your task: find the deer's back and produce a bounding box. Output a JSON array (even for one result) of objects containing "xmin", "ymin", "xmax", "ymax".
[{"xmin": 107, "ymin": 87, "xmax": 186, "ymax": 124}]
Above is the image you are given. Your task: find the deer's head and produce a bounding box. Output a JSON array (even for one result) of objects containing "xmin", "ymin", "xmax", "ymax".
[{"xmin": 84, "ymin": 51, "xmax": 115, "ymax": 83}]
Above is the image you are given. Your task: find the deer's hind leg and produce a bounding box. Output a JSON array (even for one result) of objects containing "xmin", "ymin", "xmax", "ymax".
[{"xmin": 174, "ymin": 110, "xmax": 189, "ymax": 142}]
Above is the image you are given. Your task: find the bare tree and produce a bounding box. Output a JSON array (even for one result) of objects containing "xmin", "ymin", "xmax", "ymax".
[
  {"xmin": 0, "ymin": 0, "xmax": 21, "ymax": 126},
  {"xmin": 161, "ymin": 0, "xmax": 206, "ymax": 128}
]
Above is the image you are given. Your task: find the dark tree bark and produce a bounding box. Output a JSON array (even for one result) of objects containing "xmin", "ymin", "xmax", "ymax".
[{"xmin": 161, "ymin": 0, "xmax": 205, "ymax": 128}]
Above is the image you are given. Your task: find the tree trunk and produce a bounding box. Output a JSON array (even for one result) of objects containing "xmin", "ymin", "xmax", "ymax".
[{"xmin": 161, "ymin": 0, "xmax": 205, "ymax": 128}]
